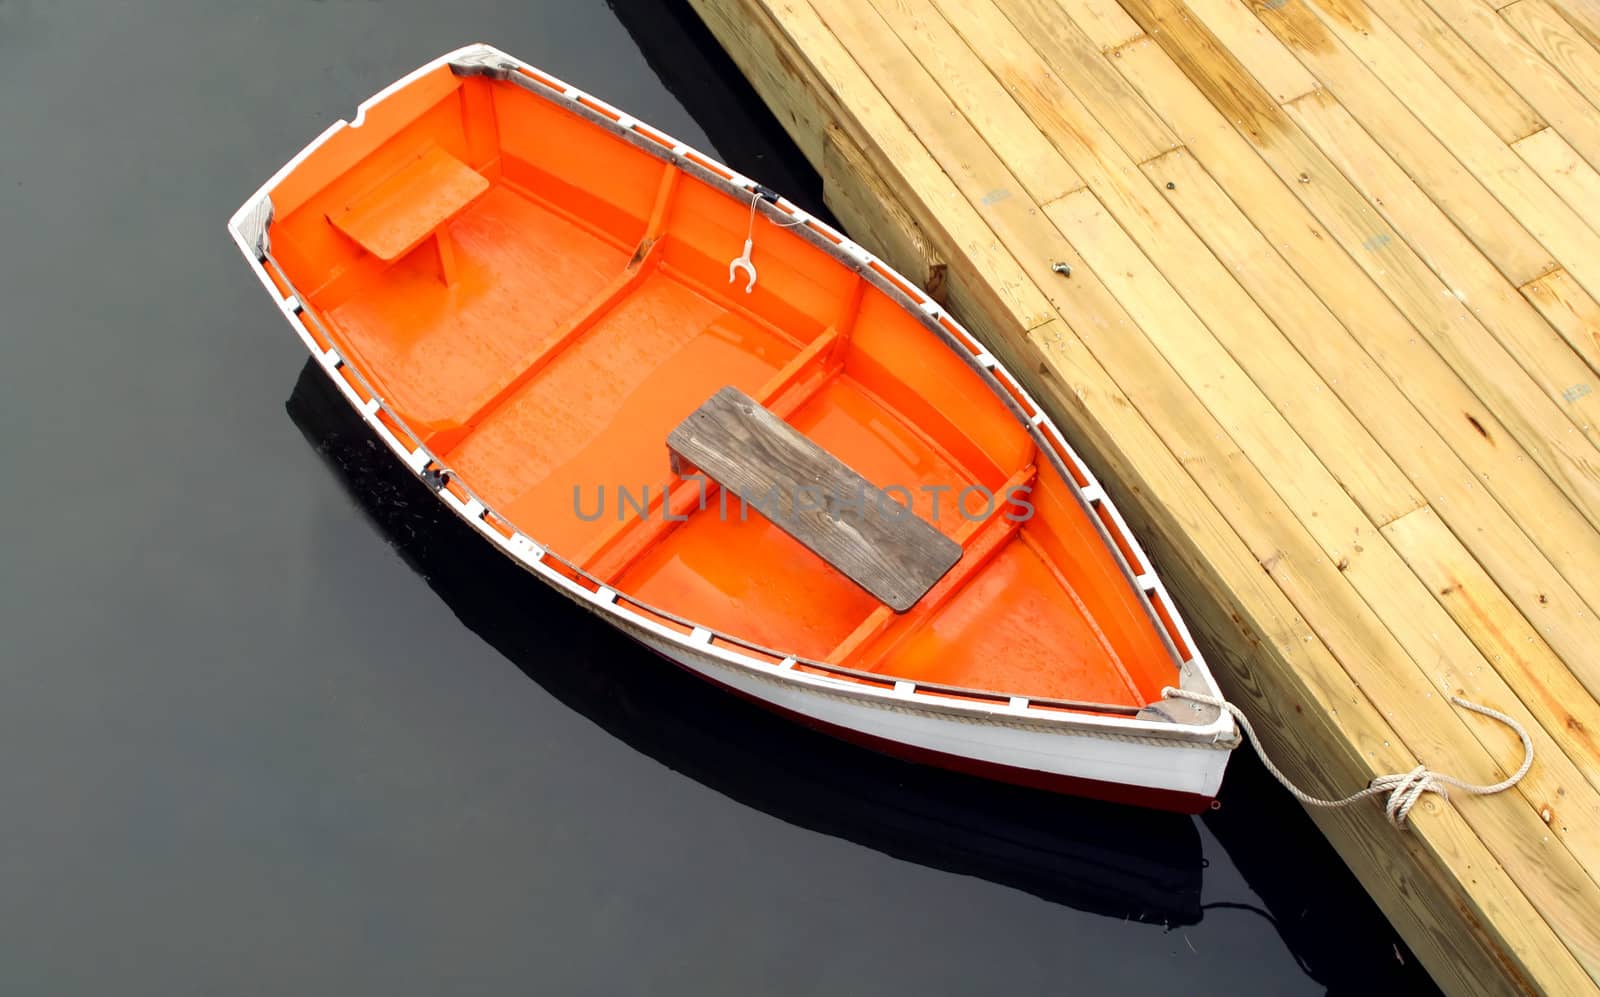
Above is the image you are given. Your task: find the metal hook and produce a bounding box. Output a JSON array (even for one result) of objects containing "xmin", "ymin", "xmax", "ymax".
[{"xmin": 728, "ymin": 238, "xmax": 757, "ymax": 293}]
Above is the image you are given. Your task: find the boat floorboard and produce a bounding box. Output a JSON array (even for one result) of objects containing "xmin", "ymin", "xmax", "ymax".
[
  {"xmin": 685, "ymin": 0, "xmax": 1600, "ymax": 992},
  {"xmin": 328, "ymin": 186, "xmax": 630, "ymax": 430}
]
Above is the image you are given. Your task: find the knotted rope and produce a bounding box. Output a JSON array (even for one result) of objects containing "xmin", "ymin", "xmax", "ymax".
[{"xmin": 1163, "ymin": 687, "xmax": 1534, "ymax": 829}]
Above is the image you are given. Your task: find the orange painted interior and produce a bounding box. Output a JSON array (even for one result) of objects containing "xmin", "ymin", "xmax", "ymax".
[{"xmin": 267, "ymin": 65, "xmax": 1180, "ymax": 708}]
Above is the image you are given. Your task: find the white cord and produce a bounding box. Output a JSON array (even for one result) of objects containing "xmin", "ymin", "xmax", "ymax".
[
  {"xmin": 1164, "ymin": 687, "xmax": 1534, "ymax": 829},
  {"xmin": 728, "ymin": 188, "xmax": 810, "ymax": 294}
]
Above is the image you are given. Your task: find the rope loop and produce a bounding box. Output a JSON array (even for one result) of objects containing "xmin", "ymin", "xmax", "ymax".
[{"xmin": 1162, "ymin": 687, "xmax": 1534, "ymax": 830}]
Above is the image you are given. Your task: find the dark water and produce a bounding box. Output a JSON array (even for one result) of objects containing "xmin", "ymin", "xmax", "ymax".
[{"xmin": 0, "ymin": 1, "xmax": 1437, "ymax": 993}]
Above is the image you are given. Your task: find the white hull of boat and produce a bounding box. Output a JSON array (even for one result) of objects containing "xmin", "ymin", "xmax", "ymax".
[{"xmin": 231, "ymin": 43, "xmax": 1236, "ymax": 812}]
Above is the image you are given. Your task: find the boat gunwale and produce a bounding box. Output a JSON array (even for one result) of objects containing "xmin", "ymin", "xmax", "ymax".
[{"xmin": 227, "ymin": 43, "xmax": 1235, "ymax": 748}]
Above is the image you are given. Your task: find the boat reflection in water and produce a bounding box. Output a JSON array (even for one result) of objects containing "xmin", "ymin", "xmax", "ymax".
[{"xmin": 286, "ymin": 360, "xmax": 1204, "ymax": 927}]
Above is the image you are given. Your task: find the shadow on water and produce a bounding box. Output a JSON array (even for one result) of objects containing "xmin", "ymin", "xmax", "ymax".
[{"xmin": 286, "ymin": 361, "xmax": 1203, "ymax": 928}]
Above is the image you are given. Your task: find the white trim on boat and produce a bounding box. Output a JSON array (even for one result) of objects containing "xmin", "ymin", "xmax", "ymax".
[{"xmin": 227, "ymin": 44, "xmax": 1237, "ymax": 791}]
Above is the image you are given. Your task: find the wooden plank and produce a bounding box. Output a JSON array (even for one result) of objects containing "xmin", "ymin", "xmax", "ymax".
[
  {"xmin": 667, "ymin": 386, "xmax": 961, "ymax": 611},
  {"xmin": 1050, "ymin": 179, "xmax": 1425, "ymax": 524},
  {"xmin": 804, "ymin": 0, "xmax": 1087, "ymax": 312},
  {"xmin": 978, "ymin": 0, "xmax": 1184, "ymax": 164},
  {"xmin": 978, "ymin": 0, "xmax": 1186, "ymax": 164},
  {"xmin": 1553, "ymin": 0, "xmax": 1600, "ymax": 50},
  {"xmin": 1097, "ymin": 22, "xmax": 1600, "ymax": 640},
  {"xmin": 1251, "ymin": 0, "xmax": 1600, "ymax": 299},
  {"xmin": 1412, "ymin": 0, "xmax": 1600, "ymax": 169},
  {"xmin": 1106, "ymin": 0, "xmax": 1600, "ymax": 690},
  {"xmin": 1139, "ymin": 144, "xmax": 1600, "ymax": 690},
  {"xmin": 1282, "ymin": 92, "xmax": 1600, "ymax": 444},
  {"xmin": 1163, "ymin": 0, "xmax": 1322, "ymax": 103},
  {"xmin": 839, "ymin": 0, "xmax": 1086, "ymax": 218},
  {"xmin": 1110, "ymin": 2, "xmax": 1600, "ymax": 538},
  {"xmin": 1368, "ymin": 0, "xmax": 1547, "ymax": 143},
  {"xmin": 1523, "ymin": 268, "xmax": 1600, "ymax": 380},
  {"xmin": 327, "ymin": 144, "xmax": 488, "ymax": 261},
  {"xmin": 1225, "ymin": 1, "xmax": 1556, "ymax": 288},
  {"xmin": 1514, "ymin": 127, "xmax": 1600, "ymax": 233},
  {"xmin": 1502, "ymin": 0, "xmax": 1600, "ymax": 109},
  {"xmin": 853, "ymin": 1, "xmax": 1084, "ymax": 204},
  {"xmin": 1060, "ymin": 0, "xmax": 1146, "ymax": 49}
]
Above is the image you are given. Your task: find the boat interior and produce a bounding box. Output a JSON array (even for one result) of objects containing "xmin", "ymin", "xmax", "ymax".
[{"xmin": 261, "ymin": 62, "xmax": 1182, "ymax": 710}]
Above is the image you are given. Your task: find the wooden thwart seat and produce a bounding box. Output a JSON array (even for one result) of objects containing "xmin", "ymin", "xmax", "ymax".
[{"xmin": 668, "ymin": 386, "xmax": 962, "ymax": 611}]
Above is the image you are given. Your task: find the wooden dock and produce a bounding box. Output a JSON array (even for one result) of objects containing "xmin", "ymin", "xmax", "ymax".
[{"xmin": 687, "ymin": 0, "xmax": 1600, "ymax": 992}]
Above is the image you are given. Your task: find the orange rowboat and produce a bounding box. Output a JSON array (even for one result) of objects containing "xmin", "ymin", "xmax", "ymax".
[{"xmin": 230, "ymin": 45, "xmax": 1236, "ymax": 812}]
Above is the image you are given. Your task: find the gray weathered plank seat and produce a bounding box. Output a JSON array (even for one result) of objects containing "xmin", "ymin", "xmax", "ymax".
[{"xmin": 667, "ymin": 386, "xmax": 963, "ymax": 611}]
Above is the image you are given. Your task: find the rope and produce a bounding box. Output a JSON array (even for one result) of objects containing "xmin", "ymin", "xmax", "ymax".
[
  {"xmin": 742, "ymin": 186, "xmax": 809, "ymax": 235},
  {"xmin": 729, "ymin": 188, "xmax": 808, "ymax": 293},
  {"xmin": 1163, "ymin": 687, "xmax": 1534, "ymax": 829}
]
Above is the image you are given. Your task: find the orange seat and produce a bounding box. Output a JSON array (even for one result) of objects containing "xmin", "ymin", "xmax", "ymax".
[{"xmin": 328, "ymin": 144, "xmax": 488, "ymax": 261}]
